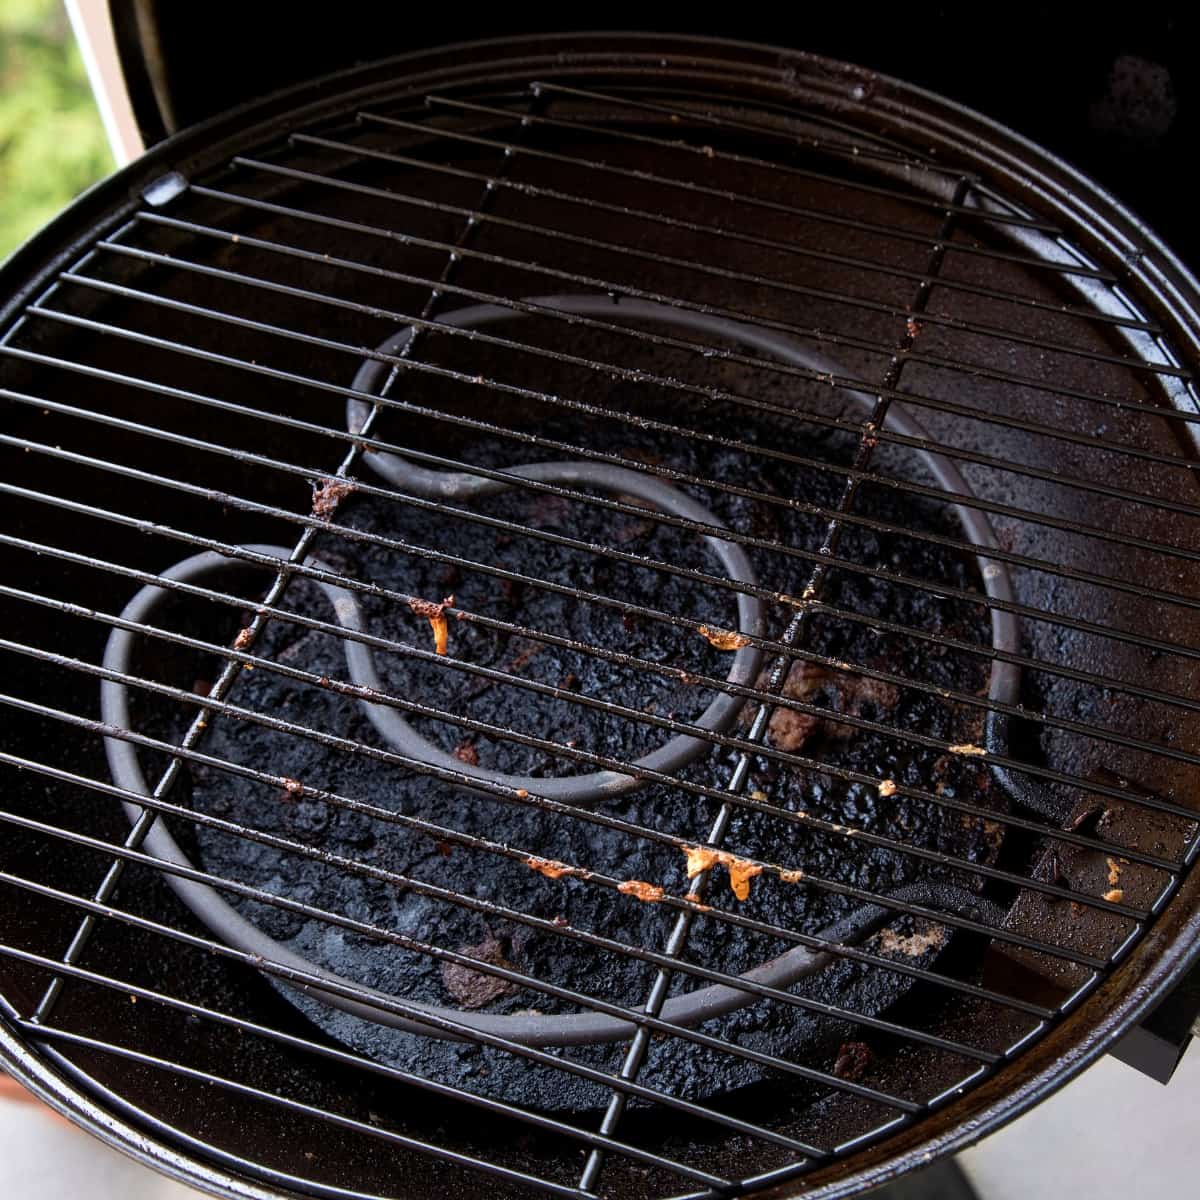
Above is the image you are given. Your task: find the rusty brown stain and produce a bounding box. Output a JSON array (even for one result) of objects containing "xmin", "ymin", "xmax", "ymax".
[
  {"xmin": 441, "ymin": 936, "xmax": 516, "ymax": 1009},
  {"xmin": 232, "ymin": 626, "xmax": 253, "ymax": 650},
  {"xmin": 503, "ymin": 639, "xmax": 542, "ymax": 674},
  {"xmin": 833, "ymin": 1040, "xmax": 874, "ymax": 1081},
  {"xmin": 618, "ymin": 879, "xmax": 666, "ymax": 903},
  {"xmin": 311, "ymin": 477, "xmax": 355, "ymax": 520},
  {"xmin": 453, "ymin": 741, "xmax": 479, "ymax": 767},
  {"xmin": 697, "ymin": 624, "xmax": 751, "ymax": 651}
]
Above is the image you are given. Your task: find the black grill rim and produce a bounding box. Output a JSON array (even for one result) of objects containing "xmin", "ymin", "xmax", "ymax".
[{"xmin": 1, "ymin": 29, "xmax": 1199, "ymax": 1200}]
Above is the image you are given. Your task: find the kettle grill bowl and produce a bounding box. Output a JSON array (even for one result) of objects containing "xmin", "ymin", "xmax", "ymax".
[{"xmin": 0, "ymin": 32, "xmax": 1199, "ymax": 1200}]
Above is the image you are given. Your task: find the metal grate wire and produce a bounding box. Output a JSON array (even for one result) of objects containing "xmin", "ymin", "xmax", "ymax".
[{"xmin": 0, "ymin": 46, "xmax": 1198, "ymax": 1200}]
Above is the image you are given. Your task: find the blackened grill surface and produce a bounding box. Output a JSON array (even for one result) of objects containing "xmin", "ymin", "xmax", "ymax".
[
  {"xmin": 0, "ymin": 34, "xmax": 1199, "ymax": 1200},
  {"xmin": 172, "ymin": 396, "xmax": 999, "ymax": 1109}
]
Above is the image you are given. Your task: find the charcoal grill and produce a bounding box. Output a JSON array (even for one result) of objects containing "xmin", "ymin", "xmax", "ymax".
[{"xmin": 1, "ymin": 31, "xmax": 1199, "ymax": 1200}]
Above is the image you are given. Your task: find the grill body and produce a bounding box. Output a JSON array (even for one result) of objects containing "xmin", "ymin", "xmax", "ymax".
[{"xmin": 0, "ymin": 32, "xmax": 1199, "ymax": 1200}]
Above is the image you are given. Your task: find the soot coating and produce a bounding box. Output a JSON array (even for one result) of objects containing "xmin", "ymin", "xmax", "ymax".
[{"xmin": 158, "ymin": 402, "xmax": 1004, "ymax": 1110}]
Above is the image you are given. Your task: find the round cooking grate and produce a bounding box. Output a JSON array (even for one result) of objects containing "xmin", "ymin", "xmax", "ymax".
[{"xmin": 0, "ymin": 33, "xmax": 1198, "ymax": 1200}]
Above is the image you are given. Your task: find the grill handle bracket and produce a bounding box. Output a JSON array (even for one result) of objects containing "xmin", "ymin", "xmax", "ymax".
[{"xmin": 1108, "ymin": 959, "xmax": 1200, "ymax": 1083}]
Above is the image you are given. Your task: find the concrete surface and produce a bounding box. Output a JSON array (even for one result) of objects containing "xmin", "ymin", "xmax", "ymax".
[{"xmin": 960, "ymin": 1036, "xmax": 1200, "ymax": 1198}]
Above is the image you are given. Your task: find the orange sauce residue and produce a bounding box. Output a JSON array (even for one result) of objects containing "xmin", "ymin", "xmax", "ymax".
[
  {"xmin": 680, "ymin": 845, "xmax": 769, "ymax": 902},
  {"xmin": 409, "ymin": 595, "xmax": 454, "ymax": 656},
  {"xmin": 618, "ymin": 879, "xmax": 666, "ymax": 903},
  {"xmin": 948, "ymin": 743, "xmax": 987, "ymax": 757},
  {"xmin": 430, "ymin": 615, "xmax": 448, "ymax": 655},
  {"xmin": 727, "ymin": 859, "xmax": 763, "ymax": 901},
  {"xmin": 697, "ymin": 625, "xmax": 751, "ymax": 651},
  {"xmin": 683, "ymin": 845, "xmax": 723, "ymax": 879},
  {"xmin": 526, "ymin": 856, "xmax": 573, "ymax": 880}
]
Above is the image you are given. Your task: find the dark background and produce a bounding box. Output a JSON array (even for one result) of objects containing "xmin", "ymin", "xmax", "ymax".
[{"xmin": 111, "ymin": 4, "xmax": 1200, "ymax": 266}]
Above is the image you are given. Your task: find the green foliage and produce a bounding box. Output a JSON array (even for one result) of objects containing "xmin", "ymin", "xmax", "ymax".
[{"xmin": 0, "ymin": 0, "xmax": 113, "ymax": 258}]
